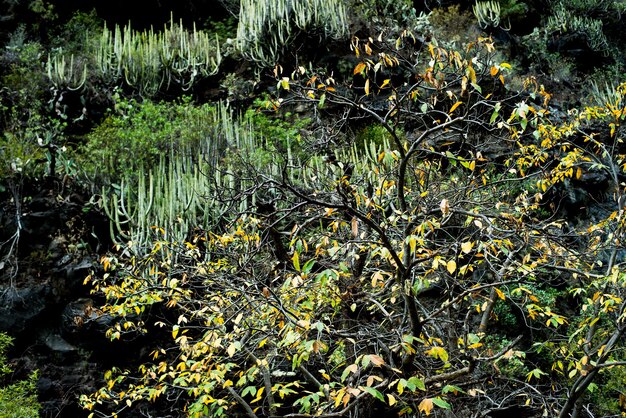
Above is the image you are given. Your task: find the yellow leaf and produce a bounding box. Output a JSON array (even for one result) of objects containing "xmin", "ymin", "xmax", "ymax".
[
  {"xmin": 365, "ymin": 79, "xmax": 370, "ymax": 95},
  {"xmin": 387, "ymin": 393, "xmax": 397, "ymax": 406},
  {"xmin": 354, "ymin": 62, "xmax": 366, "ymax": 75},
  {"xmin": 172, "ymin": 325, "xmax": 179, "ymax": 339},
  {"xmin": 227, "ymin": 342, "xmax": 237, "ymax": 357},
  {"xmin": 576, "ymin": 167, "xmax": 582, "ymax": 179},
  {"xmin": 495, "ymin": 288, "xmax": 506, "ymax": 300},
  {"xmin": 449, "ymin": 101, "xmax": 463, "ymax": 114},
  {"xmin": 467, "ymin": 65, "xmax": 477, "ymax": 84},
  {"xmin": 500, "ymin": 62, "xmax": 512, "ymax": 69},
  {"xmin": 371, "ymin": 271, "xmax": 384, "ymax": 287},
  {"xmin": 447, "ymin": 260, "xmax": 457, "ymax": 274},
  {"xmin": 461, "ymin": 241, "xmax": 473, "ymax": 254},
  {"xmin": 419, "ymin": 398, "xmax": 434, "ymax": 415},
  {"xmin": 292, "ymin": 251, "xmax": 300, "ymax": 272},
  {"xmin": 251, "ymin": 386, "xmax": 264, "ymax": 403},
  {"xmin": 425, "ymin": 346, "xmax": 449, "ymax": 362},
  {"xmin": 490, "ymin": 66, "xmax": 498, "ymax": 76},
  {"xmin": 380, "ymin": 79, "xmax": 390, "ymax": 89},
  {"xmin": 408, "ymin": 236, "xmax": 417, "ymax": 255}
]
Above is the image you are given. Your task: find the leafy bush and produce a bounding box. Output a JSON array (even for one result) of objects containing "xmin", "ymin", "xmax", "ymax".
[
  {"xmin": 79, "ymin": 97, "xmax": 220, "ymax": 183},
  {"xmin": 429, "ymin": 5, "xmax": 480, "ymax": 46},
  {"xmin": 546, "ymin": 1, "xmax": 611, "ymax": 56},
  {"xmin": 353, "ymin": 0, "xmax": 426, "ymax": 31},
  {"xmin": 0, "ymin": 40, "xmax": 47, "ymax": 133},
  {"xmin": 520, "ymin": 0, "xmax": 624, "ymax": 75},
  {"xmin": 0, "ymin": 333, "xmax": 40, "ymax": 418}
]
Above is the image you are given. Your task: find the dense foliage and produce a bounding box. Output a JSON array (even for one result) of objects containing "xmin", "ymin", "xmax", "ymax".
[
  {"xmin": 0, "ymin": 333, "xmax": 40, "ymax": 418},
  {"xmin": 0, "ymin": 1, "xmax": 625, "ymax": 418}
]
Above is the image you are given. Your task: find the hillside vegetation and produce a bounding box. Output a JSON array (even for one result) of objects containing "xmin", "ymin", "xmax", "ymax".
[{"xmin": 1, "ymin": 1, "xmax": 625, "ymax": 417}]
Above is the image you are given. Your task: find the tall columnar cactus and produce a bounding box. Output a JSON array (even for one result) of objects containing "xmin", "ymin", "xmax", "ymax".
[
  {"xmin": 46, "ymin": 52, "xmax": 88, "ymax": 91},
  {"xmin": 101, "ymin": 17, "xmax": 221, "ymax": 94},
  {"xmin": 472, "ymin": 1, "xmax": 501, "ymax": 29},
  {"xmin": 51, "ymin": 16, "xmax": 221, "ymax": 95},
  {"xmin": 236, "ymin": 0, "xmax": 349, "ymax": 65},
  {"xmin": 100, "ymin": 102, "xmax": 284, "ymax": 252}
]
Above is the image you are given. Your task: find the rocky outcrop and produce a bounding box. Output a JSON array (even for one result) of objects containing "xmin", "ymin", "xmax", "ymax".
[{"xmin": 0, "ymin": 180, "xmax": 113, "ymax": 417}]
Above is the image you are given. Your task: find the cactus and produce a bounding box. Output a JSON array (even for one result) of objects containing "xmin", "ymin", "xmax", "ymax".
[
  {"xmin": 546, "ymin": 2, "xmax": 610, "ymax": 55},
  {"xmin": 236, "ymin": 0, "xmax": 348, "ymax": 66},
  {"xmin": 46, "ymin": 52, "xmax": 87, "ymax": 91},
  {"xmin": 473, "ymin": 1, "xmax": 501, "ymax": 29},
  {"xmin": 51, "ymin": 15, "xmax": 221, "ymax": 96},
  {"xmin": 100, "ymin": 102, "xmax": 258, "ymax": 251}
]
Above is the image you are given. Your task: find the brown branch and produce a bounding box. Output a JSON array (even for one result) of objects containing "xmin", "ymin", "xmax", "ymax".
[{"xmin": 422, "ymin": 279, "xmax": 521, "ymax": 323}]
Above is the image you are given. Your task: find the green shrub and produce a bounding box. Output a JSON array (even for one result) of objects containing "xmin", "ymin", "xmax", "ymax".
[
  {"xmin": 429, "ymin": 5, "xmax": 480, "ymax": 47},
  {"xmin": 546, "ymin": 1, "xmax": 611, "ymax": 56},
  {"xmin": 0, "ymin": 40, "xmax": 47, "ymax": 133},
  {"xmin": 49, "ymin": 10, "xmax": 102, "ymax": 54},
  {"xmin": 0, "ymin": 333, "xmax": 40, "ymax": 418},
  {"xmin": 521, "ymin": 0, "xmax": 622, "ymax": 75},
  {"xmin": 353, "ymin": 0, "xmax": 427, "ymax": 31},
  {"xmin": 79, "ymin": 97, "xmax": 220, "ymax": 183},
  {"xmin": 520, "ymin": 27, "xmax": 576, "ymax": 82},
  {"xmin": 245, "ymin": 106, "xmax": 310, "ymax": 156}
]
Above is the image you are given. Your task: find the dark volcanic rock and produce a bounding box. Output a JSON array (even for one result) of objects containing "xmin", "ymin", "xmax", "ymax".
[
  {"xmin": 0, "ymin": 285, "xmax": 49, "ymax": 334},
  {"xmin": 0, "ymin": 180, "xmax": 113, "ymax": 417}
]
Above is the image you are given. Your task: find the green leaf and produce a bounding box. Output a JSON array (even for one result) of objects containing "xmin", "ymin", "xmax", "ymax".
[
  {"xmin": 408, "ymin": 376, "xmax": 426, "ymax": 391},
  {"xmin": 341, "ymin": 364, "xmax": 357, "ymax": 382},
  {"xmin": 490, "ymin": 109, "xmax": 499, "ymax": 124},
  {"xmin": 432, "ymin": 397, "xmax": 451, "ymax": 409},
  {"xmin": 442, "ymin": 384, "xmax": 464, "ymax": 394},
  {"xmin": 292, "ymin": 251, "xmax": 300, "ymax": 272},
  {"xmin": 242, "ymin": 386, "xmax": 257, "ymax": 397},
  {"xmin": 302, "ymin": 259, "xmax": 316, "ymax": 275},
  {"xmin": 360, "ymin": 386, "xmax": 385, "ymax": 402},
  {"xmin": 318, "ymin": 93, "xmax": 326, "ymax": 108},
  {"xmin": 520, "ymin": 118, "xmax": 528, "ymax": 131}
]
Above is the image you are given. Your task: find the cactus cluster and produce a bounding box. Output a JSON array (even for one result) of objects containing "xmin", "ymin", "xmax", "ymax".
[
  {"xmin": 472, "ymin": 1, "xmax": 501, "ymax": 29},
  {"xmin": 236, "ymin": 0, "xmax": 349, "ymax": 65},
  {"xmin": 547, "ymin": 1, "xmax": 610, "ymax": 55},
  {"xmin": 99, "ymin": 98, "xmax": 387, "ymax": 254},
  {"xmin": 46, "ymin": 52, "xmax": 88, "ymax": 91},
  {"xmin": 48, "ymin": 16, "xmax": 221, "ymax": 95},
  {"xmin": 100, "ymin": 103, "xmax": 277, "ymax": 251}
]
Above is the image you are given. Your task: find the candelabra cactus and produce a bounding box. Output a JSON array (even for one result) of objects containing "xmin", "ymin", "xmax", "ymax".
[
  {"xmin": 46, "ymin": 52, "xmax": 88, "ymax": 91},
  {"xmin": 473, "ymin": 1, "xmax": 501, "ymax": 29},
  {"xmin": 50, "ymin": 15, "xmax": 221, "ymax": 96},
  {"xmin": 236, "ymin": 0, "xmax": 348, "ymax": 65}
]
